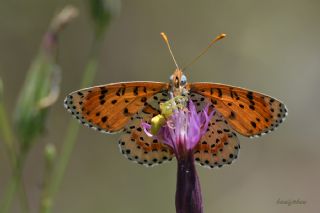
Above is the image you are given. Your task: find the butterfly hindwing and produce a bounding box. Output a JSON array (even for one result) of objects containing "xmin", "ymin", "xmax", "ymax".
[
  {"xmin": 64, "ymin": 82, "xmax": 169, "ymax": 133},
  {"xmin": 118, "ymin": 92, "xmax": 174, "ymax": 167},
  {"xmin": 189, "ymin": 83, "xmax": 288, "ymax": 137},
  {"xmin": 190, "ymin": 93, "xmax": 240, "ymax": 168}
]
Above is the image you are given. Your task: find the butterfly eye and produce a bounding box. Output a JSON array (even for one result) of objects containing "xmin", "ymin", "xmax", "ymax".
[{"xmin": 180, "ymin": 75, "xmax": 187, "ymax": 85}]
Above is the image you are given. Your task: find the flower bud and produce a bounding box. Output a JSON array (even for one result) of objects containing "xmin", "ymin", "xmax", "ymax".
[
  {"xmin": 88, "ymin": 0, "xmax": 121, "ymax": 38},
  {"xmin": 45, "ymin": 143, "xmax": 56, "ymax": 168},
  {"xmin": 14, "ymin": 6, "xmax": 78, "ymax": 151}
]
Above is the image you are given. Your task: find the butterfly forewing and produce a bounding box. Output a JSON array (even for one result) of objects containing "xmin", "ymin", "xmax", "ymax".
[
  {"xmin": 64, "ymin": 82, "xmax": 169, "ymax": 133},
  {"xmin": 189, "ymin": 83, "xmax": 288, "ymax": 137}
]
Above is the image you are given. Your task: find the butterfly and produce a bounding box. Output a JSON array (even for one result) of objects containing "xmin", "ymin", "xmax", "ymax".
[{"xmin": 64, "ymin": 33, "xmax": 287, "ymax": 168}]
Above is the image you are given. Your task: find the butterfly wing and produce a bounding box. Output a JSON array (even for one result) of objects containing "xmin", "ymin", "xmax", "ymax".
[
  {"xmin": 64, "ymin": 82, "xmax": 169, "ymax": 133},
  {"xmin": 118, "ymin": 90, "xmax": 174, "ymax": 166},
  {"xmin": 118, "ymin": 109, "xmax": 174, "ymax": 167},
  {"xmin": 189, "ymin": 83, "xmax": 288, "ymax": 137},
  {"xmin": 190, "ymin": 93, "xmax": 240, "ymax": 168},
  {"xmin": 194, "ymin": 110, "xmax": 240, "ymax": 168}
]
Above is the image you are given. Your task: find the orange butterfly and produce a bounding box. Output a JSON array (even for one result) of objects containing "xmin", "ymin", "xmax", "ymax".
[{"xmin": 64, "ymin": 33, "xmax": 287, "ymax": 168}]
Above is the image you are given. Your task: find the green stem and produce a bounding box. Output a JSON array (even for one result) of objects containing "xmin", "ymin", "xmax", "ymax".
[
  {"xmin": 39, "ymin": 144, "xmax": 56, "ymax": 213},
  {"xmin": 0, "ymin": 152, "xmax": 28, "ymax": 213},
  {"xmin": 0, "ymin": 97, "xmax": 16, "ymax": 166},
  {"xmin": 40, "ymin": 38, "xmax": 101, "ymax": 213},
  {"xmin": 0, "ymin": 90, "xmax": 30, "ymax": 213}
]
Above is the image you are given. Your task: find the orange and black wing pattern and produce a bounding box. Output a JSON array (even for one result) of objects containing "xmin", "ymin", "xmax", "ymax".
[
  {"xmin": 64, "ymin": 82, "xmax": 169, "ymax": 133},
  {"xmin": 189, "ymin": 83, "xmax": 288, "ymax": 137}
]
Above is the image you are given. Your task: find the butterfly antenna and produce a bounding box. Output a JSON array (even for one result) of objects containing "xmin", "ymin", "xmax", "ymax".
[
  {"xmin": 182, "ymin": 33, "xmax": 226, "ymax": 71},
  {"xmin": 160, "ymin": 32, "xmax": 180, "ymax": 70}
]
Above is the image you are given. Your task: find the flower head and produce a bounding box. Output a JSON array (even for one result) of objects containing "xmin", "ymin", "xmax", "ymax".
[{"xmin": 143, "ymin": 99, "xmax": 214, "ymax": 213}]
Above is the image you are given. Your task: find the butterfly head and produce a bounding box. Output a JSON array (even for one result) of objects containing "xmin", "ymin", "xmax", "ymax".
[{"xmin": 169, "ymin": 69, "xmax": 188, "ymax": 96}]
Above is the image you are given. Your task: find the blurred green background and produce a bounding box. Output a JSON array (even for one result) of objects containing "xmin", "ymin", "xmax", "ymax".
[{"xmin": 1, "ymin": 0, "xmax": 319, "ymax": 212}]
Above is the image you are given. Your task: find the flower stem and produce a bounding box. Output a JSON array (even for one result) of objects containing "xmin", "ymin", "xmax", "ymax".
[
  {"xmin": 175, "ymin": 150, "xmax": 203, "ymax": 213},
  {"xmin": 0, "ymin": 89, "xmax": 17, "ymax": 167},
  {"xmin": 40, "ymin": 38, "xmax": 101, "ymax": 213},
  {"xmin": 0, "ymin": 83, "xmax": 30, "ymax": 213},
  {"xmin": 0, "ymin": 151, "xmax": 29, "ymax": 213}
]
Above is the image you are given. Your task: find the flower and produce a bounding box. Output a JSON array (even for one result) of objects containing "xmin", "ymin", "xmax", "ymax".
[{"xmin": 143, "ymin": 100, "xmax": 214, "ymax": 213}]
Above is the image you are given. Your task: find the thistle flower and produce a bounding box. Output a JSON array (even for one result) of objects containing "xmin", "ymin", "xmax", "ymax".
[{"xmin": 143, "ymin": 100, "xmax": 214, "ymax": 213}]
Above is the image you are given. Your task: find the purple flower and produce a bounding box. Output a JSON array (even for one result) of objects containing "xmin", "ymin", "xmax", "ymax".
[{"xmin": 143, "ymin": 100, "xmax": 214, "ymax": 213}]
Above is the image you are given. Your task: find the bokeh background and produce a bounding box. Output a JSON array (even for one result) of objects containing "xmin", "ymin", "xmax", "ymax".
[{"xmin": 1, "ymin": 0, "xmax": 320, "ymax": 212}]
